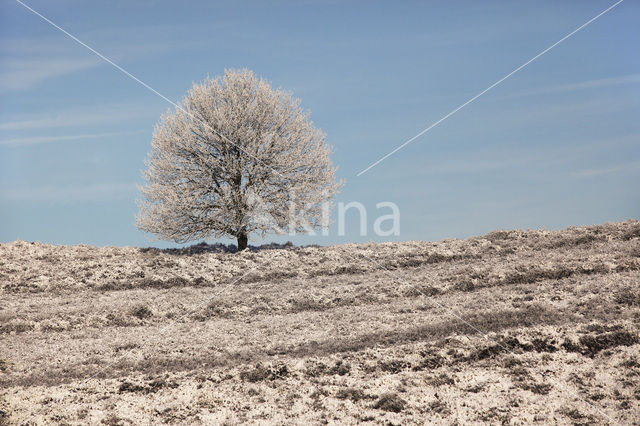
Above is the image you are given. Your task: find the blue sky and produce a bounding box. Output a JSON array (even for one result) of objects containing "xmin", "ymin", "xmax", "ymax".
[{"xmin": 1, "ymin": 0, "xmax": 638, "ymax": 247}]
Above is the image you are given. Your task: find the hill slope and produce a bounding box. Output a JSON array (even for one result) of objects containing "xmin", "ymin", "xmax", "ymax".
[{"xmin": 1, "ymin": 221, "xmax": 640, "ymax": 424}]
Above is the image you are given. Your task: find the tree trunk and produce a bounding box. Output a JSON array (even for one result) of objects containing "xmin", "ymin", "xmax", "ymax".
[{"xmin": 237, "ymin": 232, "xmax": 248, "ymax": 252}]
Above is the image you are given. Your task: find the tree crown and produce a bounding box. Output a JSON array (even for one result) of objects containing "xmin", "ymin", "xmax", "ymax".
[{"xmin": 137, "ymin": 69, "xmax": 341, "ymax": 247}]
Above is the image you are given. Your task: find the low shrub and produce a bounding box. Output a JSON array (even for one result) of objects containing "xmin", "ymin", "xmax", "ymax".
[
  {"xmin": 304, "ymin": 360, "xmax": 350, "ymax": 377},
  {"xmin": 240, "ymin": 363, "xmax": 289, "ymax": 382},
  {"xmin": 130, "ymin": 305, "xmax": 153, "ymax": 319},
  {"xmin": 378, "ymin": 359, "xmax": 411, "ymax": 373},
  {"xmin": 622, "ymin": 223, "xmax": 640, "ymax": 241},
  {"xmin": 373, "ymin": 392, "xmax": 406, "ymax": 413},
  {"xmin": 336, "ymin": 387, "xmax": 370, "ymax": 402},
  {"xmin": 0, "ymin": 321, "xmax": 34, "ymax": 334},
  {"xmin": 562, "ymin": 330, "xmax": 639, "ymax": 358},
  {"xmin": 614, "ymin": 287, "xmax": 640, "ymax": 307},
  {"xmin": 518, "ymin": 381, "xmax": 552, "ymax": 395},
  {"xmin": 428, "ymin": 400, "xmax": 450, "ymax": 415}
]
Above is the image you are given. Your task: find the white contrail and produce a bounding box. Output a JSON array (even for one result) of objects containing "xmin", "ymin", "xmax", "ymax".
[{"xmin": 357, "ymin": 0, "xmax": 625, "ymax": 176}]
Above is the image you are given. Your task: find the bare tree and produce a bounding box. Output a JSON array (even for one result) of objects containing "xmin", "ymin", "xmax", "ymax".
[{"xmin": 136, "ymin": 69, "xmax": 341, "ymax": 251}]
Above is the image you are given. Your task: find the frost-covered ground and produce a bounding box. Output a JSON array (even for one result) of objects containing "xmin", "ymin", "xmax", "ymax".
[{"xmin": 1, "ymin": 221, "xmax": 639, "ymax": 425}]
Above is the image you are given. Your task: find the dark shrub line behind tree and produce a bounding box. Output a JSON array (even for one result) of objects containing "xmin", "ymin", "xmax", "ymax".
[{"xmin": 137, "ymin": 69, "xmax": 341, "ymax": 250}]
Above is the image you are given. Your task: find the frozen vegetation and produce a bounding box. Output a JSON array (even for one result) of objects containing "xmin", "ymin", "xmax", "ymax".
[{"xmin": 1, "ymin": 220, "xmax": 639, "ymax": 424}]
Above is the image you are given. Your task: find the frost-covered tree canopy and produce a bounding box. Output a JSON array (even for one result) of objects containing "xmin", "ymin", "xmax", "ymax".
[{"xmin": 136, "ymin": 69, "xmax": 340, "ymax": 250}]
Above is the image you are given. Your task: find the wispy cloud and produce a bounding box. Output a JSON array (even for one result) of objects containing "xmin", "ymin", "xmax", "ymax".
[
  {"xmin": 0, "ymin": 103, "xmax": 158, "ymax": 131},
  {"xmin": 0, "ymin": 57, "xmax": 102, "ymax": 93},
  {"xmin": 508, "ymin": 74, "xmax": 640, "ymax": 98},
  {"xmin": 0, "ymin": 182, "xmax": 138, "ymax": 202},
  {"xmin": 573, "ymin": 161, "xmax": 640, "ymax": 178},
  {"xmin": 0, "ymin": 130, "xmax": 145, "ymax": 146},
  {"xmin": 381, "ymin": 133, "xmax": 640, "ymax": 179},
  {"xmin": 0, "ymin": 22, "xmax": 210, "ymax": 93}
]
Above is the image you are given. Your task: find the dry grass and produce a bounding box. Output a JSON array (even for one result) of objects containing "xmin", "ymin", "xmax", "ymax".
[{"xmin": 1, "ymin": 220, "xmax": 639, "ymax": 424}]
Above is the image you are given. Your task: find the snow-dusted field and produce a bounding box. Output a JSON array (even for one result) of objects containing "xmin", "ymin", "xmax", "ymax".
[{"xmin": 1, "ymin": 221, "xmax": 639, "ymax": 424}]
